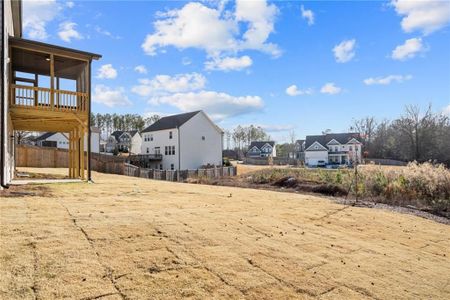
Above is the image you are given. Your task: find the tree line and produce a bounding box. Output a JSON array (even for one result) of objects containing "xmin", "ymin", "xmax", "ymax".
[
  {"xmin": 351, "ymin": 105, "xmax": 450, "ymax": 165},
  {"xmin": 224, "ymin": 125, "xmax": 271, "ymax": 151},
  {"xmin": 90, "ymin": 113, "xmax": 160, "ymax": 137}
]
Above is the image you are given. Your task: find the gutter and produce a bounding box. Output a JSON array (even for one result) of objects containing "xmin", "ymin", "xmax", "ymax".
[{"xmin": 1, "ymin": 0, "xmax": 9, "ymax": 188}]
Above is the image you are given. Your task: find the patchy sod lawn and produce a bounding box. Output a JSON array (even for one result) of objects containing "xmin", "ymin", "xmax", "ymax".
[{"xmin": 1, "ymin": 168, "xmax": 449, "ymax": 299}]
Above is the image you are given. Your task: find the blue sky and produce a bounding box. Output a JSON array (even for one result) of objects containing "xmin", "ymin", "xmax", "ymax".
[{"xmin": 22, "ymin": 0, "xmax": 450, "ymax": 141}]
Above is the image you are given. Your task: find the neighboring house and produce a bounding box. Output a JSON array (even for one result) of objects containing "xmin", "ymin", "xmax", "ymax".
[
  {"xmin": 1, "ymin": 0, "xmax": 100, "ymax": 186},
  {"xmin": 106, "ymin": 130, "xmax": 142, "ymax": 154},
  {"xmin": 34, "ymin": 127, "xmax": 101, "ymax": 153},
  {"xmin": 247, "ymin": 141, "xmax": 277, "ymax": 158},
  {"xmin": 140, "ymin": 110, "xmax": 223, "ymax": 170},
  {"xmin": 304, "ymin": 133, "xmax": 362, "ymax": 167},
  {"xmin": 294, "ymin": 139, "xmax": 305, "ymax": 160}
]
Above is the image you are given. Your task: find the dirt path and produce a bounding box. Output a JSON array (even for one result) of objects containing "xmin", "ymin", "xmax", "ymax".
[{"xmin": 1, "ymin": 168, "xmax": 449, "ymax": 299}]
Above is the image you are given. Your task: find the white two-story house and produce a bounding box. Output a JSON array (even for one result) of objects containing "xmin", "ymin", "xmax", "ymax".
[
  {"xmin": 140, "ymin": 110, "xmax": 223, "ymax": 170},
  {"xmin": 246, "ymin": 141, "xmax": 277, "ymax": 158},
  {"xmin": 34, "ymin": 127, "xmax": 100, "ymax": 153},
  {"xmin": 304, "ymin": 133, "xmax": 362, "ymax": 167}
]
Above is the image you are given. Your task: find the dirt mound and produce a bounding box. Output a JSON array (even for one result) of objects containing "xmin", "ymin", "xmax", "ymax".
[
  {"xmin": 273, "ymin": 176, "xmax": 298, "ymax": 188},
  {"xmin": 311, "ymin": 184, "xmax": 348, "ymax": 196},
  {"xmin": 272, "ymin": 176, "xmax": 348, "ymax": 197}
]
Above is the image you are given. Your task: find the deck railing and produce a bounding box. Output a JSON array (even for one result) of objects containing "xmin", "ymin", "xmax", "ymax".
[{"xmin": 10, "ymin": 84, "xmax": 88, "ymax": 113}]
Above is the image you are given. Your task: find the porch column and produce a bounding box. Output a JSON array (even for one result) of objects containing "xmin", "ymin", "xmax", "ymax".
[
  {"xmin": 68, "ymin": 131, "xmax": 72, "ymax": 178},
  {"xmin": 50, "ymin": 54, "xmax": 54, "ymax": 110},
  {"xmin": 87, "ymin": 60, "xmax": 92, "ymax": 181},
  {"xmin": 80, "ymin": 126, "xmax": 85, "ymax": 180}
]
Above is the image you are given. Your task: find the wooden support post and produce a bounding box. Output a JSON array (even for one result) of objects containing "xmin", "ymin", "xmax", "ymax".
[
  {"xmin": 34, "ymin": 74, "xmax": 38, "ymax": 106},
  {"xmin": 50, "ymin": 54, "xmax": 55, "ymax": 109},
  {"xmin": 69, "ymin": 131, "xmax": 73, "ymax": 178},
  {"xmin": 75, "ymin": 128, "xmax": 80, "ymax": 178},
  {"xmin": 56, "ymin": 77, "xmax": 60, "ymax": 109},
  {"xmin": 80, "ymin": 126, "xmax": 85, "ymax": 180},
  {"xmin": 87, "ymin": 60, "xmax": 92, "ymax": 182}
]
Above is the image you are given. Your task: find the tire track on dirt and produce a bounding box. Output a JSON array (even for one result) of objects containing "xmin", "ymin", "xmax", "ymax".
[{"xmin": 58, "ymin": 200, "xmax": 127, "ymax": 300}]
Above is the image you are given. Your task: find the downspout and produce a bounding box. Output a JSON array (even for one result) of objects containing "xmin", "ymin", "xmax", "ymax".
[
  {"xmin": 1, "ymin": 0, "xmax": 9, "ymax": 188},
  {"xmin": 177, "ymin": 126, "xmax": 181, "ymax": 170}
]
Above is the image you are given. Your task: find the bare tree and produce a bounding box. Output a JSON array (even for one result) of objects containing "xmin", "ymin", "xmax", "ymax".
[{"xmin": 351, "ymin": 116, "xmax": 377, "ymax": 155}]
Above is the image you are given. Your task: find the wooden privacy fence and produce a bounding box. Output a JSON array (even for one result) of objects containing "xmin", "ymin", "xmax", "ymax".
[
  {"xmin": 17, "ymin": 145, "xmax": 237, "ymax": 180},
  {"xmin": 17, "ymin": 145, "xmax": 126, "ymax": 174},
  {"xmin": 124, "ymin": 163, "xmax": 237, "ymax": 182}
]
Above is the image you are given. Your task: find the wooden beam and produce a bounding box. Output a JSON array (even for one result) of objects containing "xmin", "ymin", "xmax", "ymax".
[
  {"xmin": 50, "ymin": 54, "xmax": 55, "ymax": 110},
  {"xmin": 80, "ymin": 126, "xmax": 85, "ymax": 180},
  {"xmin": 68, "ymin": 131, "xmax": 72, "ymax": 178}
]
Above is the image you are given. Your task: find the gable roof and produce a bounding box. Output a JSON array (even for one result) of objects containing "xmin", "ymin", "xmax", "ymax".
[
  {"xmin": 111, "ymin": 131, "xmax": 124, "ymax": 142},
  {"xmin": 305, "ymin": 133, "xmax": 361, "ymax": 150},
  {"xmin": 128, "ymin": 130, "xmax": 139, "ymax": 137},
  {"xmin": 248, "ymin": 141, "xmax": 275, "ymax": 150},
  {"xmin": 110, "ymin": 130, "xmax": 139, "ymax": 142},
  {"xmin": 35, "ymin": 132, "xmax": 57, "ymax": 141},
  {"xmin": 141, "ymin": 111, "xmax": 201, "ymax": 133}
]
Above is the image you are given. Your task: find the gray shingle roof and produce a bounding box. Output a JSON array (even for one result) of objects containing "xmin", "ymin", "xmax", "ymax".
[
  {"xmin": 35, "ymin": 132, "xmax": 57, "ymax": 141},
  {"xmin": 141, "ymin": 111, "xmax": 200, "ymax": 133},
  {"xmin": 305, "ymin": 133, "xmax": 361, "ymax": 150},
  {"xmin": 248, "ymin": 141, "xmax": 275, "ymax": 151},
  {"xmin": 111, "ymin": 130, "xmax": 139, "ymax": 142}
]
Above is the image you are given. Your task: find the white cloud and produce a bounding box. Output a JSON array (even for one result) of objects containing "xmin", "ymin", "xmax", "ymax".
[
  {"xmin": 58, "ymin": 21, "xmax": 83, "ymax": 42},
  {"xmin": 364, "ymin": 74, "xmax": 413, "ymax": 85},
  {"xmin": 182, "ymin": 57, "xmax": 192, "ymax": 65},
  {"xmin": 134, "ymin": 65, "xmax": 148, "ymax": 74},
  {"xmin": 132, "ymin": 73, "xmax": 206, "ymax": 96},
  {"xmin": 391, "ymin": 37, "xmax": 424, "ymax": 61},
  {"xmin": 205, "ymin": 55, "xmax": 252, "ymax": 71},
  {"xmin": 94, "ymin": 26, "xmax": 121, "ymax": 39},
  {"xmin": 443, "ymin": 104, "xmax": 450, "ymax": 116},
  {"xmin": 391, "ymin": 0, "xmax": 450, "ymax": 35},
  {"xmin": 93, "ymin": 85, "xmax": 132, "ymax": 108},
  {"xmin": 66, "ymin": 1, "xmax": 75, "ymax": 8},
  {"xmin": 96, "ymin": 64, "xmax": 118, "ymax": 79},
  {"xmin": 259, "ymin": 124, "xmax": 295, "ymax": 132},
  {"xmin": 141, "ymin": 0, "xmax": 280, "ymax": 58},
  {"xmin": 149, "ymin": 90, "xmax": 264, "ymax": 121},
  {"xmin": 234, "ymin": 0, "xmax": 280, "ymax": 55},
  {"xmin": 333, "ymin": 39, "xmax": 356, "ymax": 63},
  {"xmin": 285, "ymin": 85, "xmax": 313, "ymax": 96},
  {"xmin": 301, "ymin": 5, "xmax": 314, "ymax": 26},
  {"xmin": 23, "ymin": 0, "xmax": 60, "ymax": 40},
  {"xmin": 320, "ymin": 83, "xmax": 342, "ymax": 95}
]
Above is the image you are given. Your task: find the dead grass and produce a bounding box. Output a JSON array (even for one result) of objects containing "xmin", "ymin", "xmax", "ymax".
[{"xmin": 1, "ymin": 167, "xmax": 449, "ymax": 299}]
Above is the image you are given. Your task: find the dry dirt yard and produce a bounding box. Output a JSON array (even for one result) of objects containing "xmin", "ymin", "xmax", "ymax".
[{"xmin": 1, "ymin": 168, "xmax": 449, "ymax": 300}]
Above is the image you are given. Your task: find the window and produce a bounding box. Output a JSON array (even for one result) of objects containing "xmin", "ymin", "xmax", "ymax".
[
  {"xmin": 155, "ymin": 147, "xmax": 160, "ymax": 154},
  {"xmin": 169, "ymin": 131, "xmax": 173, "ymax": 139},
  {"xmin": 349, "ymin": 146, "xmax": 353, "ymax": 151},
  {"xmin": 146, "ymin": 147, "xmax": 149, "ymax": 154},
  {"xmin": 335, "ymin": 146, "xmax": 338, "ymax": 152},
  {"xmin": 150, "ymin": 134, "xmax": 153, "ymax": 141},
  {"xmin": 172, "ymin": 145, "xmax": 175, "ymax": 155},
  {"xmin": 159, "ymin": 164, "xmax": 163, "ymax": 170},
  {"xmin": 170, "ymin": 164, "xmax": 174, "ymax": 170},
  {"xmin": 355, "ymin": 146, "xmax": 358, "ymax": 151},
  {"xmin": 202, "ymin": 136, "xmax": 205, "ymax": 140},
  {"xmin": 165, "ymin": 146, "xmax": 168, "ymax": 155}
]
